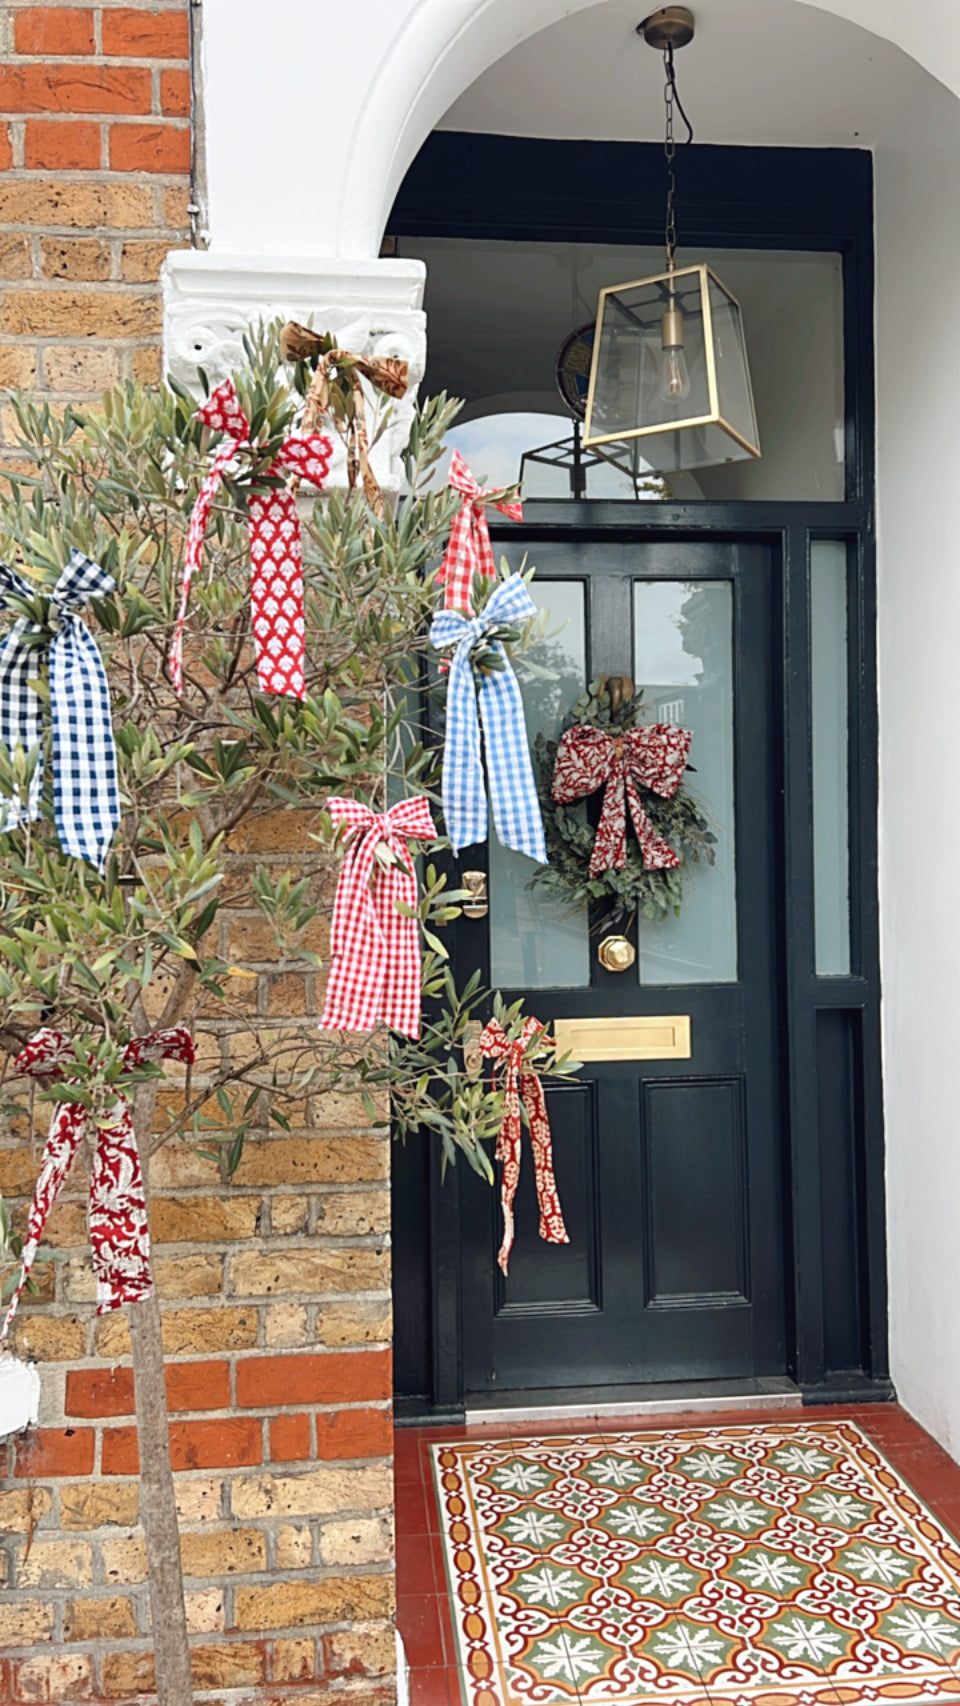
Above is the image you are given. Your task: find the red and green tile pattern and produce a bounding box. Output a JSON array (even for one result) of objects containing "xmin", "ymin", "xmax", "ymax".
[{"xmin": 430, "ymin": 1420, "xmax": 960, "ymax": 1706}]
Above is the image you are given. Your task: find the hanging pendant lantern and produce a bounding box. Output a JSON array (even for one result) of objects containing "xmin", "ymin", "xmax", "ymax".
[{"xmin": 583, "ymin": 8, "xmax": 761, "ymax": 473}]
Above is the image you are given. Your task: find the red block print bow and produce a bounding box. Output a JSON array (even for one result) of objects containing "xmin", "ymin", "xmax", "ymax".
[
  {"xmin": 169, "ymin": 378, "xmax": 333, "ymax": 699},
  {"xmin": 480, "ymin": 1016, "xmax": 569, "ymax": 1276},
  {"xmin": 1, "ymin": 1026, "xmax": 195, "ymax": 1340},
  {"xmin": 437, "ymin": 450, "xmax": 523, "ymax": 613},
  {"xmin": 319, "ymin": 796, "xmax": 437, "ymax": 1040},
  {"xmin": 552, "ymin": 722, "xmax": 693, "ymax": 877}
]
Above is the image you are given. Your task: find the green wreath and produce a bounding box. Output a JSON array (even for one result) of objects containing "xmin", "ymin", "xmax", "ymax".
[{"xmin": 530, "ymin": 680, "xmax": 716, "ymax": 929}]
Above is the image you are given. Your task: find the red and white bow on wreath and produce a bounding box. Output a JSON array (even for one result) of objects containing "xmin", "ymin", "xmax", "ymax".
[
  {"xmin": 319, "ymin": 797, "xmax": 437, "ymax": 1041},
  {"xmin": 480, "ymin": 1016, "xmax": 569, "ymax": 1276},
  {"xmin": 1, "ymin": 1027, "xmax": 196, "ymax": 1340},
  {"xmin": 437, "ymin": 450, "xmax": 523, "ymax": 613},
  {"xmin": 169, "ymin": 378, "xmax": 333, "ymax": 700},
  {"xmin": 552, "ymin": 722, "xmax": 693, "ymax": 877}
]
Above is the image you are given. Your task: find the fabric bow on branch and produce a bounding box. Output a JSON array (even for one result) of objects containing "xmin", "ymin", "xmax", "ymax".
[
  {"xmin": 319, "ymin": 796, "xmax": 437, "ymax": 1040},
  {"xmin": 282, "ymin": 324, "xmax": 409, "ymax": 518},
  {"xmin": 1, "ymin": 1026, "xmax": 196, "ymax": 1340},
  {"xmin": 437, "ymin": 450, "xmax": 523, "ymax": 613},
  {"xmin": 0, "ymin": 551, "xmax": 120, "ymax": 872},
  {"xmin": 430, "ymin": 574, "xmax": 547, "ymax": 864},
  {"xmin": 552, "ymin": 722, "xmax": 693, "ymax": 877},
  {"xmin": 169, "ymin": 377, "xmax": 333, "ymax": 700},
  {"xmin": 480, "ymin": 1016, "xmax": 568, "ymax": 1276}
]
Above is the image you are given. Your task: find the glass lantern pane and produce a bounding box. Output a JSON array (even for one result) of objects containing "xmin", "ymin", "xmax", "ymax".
[
  {"xmin": 708, "ymin": 274, "xmax": 759, "ymax": 453},
  {"xmin": 589, "ymin": 270, "xmax": 711, "ymax": 443}
]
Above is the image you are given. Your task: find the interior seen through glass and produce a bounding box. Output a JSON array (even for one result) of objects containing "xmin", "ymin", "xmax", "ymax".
[
  {"xmin": 397, "ymin": 236, "xmax": 844, "ymax": 502},
  {"xmin": 488, "ymin": 577, "xmax": 738, "ymax": 989}
]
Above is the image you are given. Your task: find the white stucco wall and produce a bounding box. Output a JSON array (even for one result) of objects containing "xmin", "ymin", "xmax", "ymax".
[{"xmin": 875, "ymin": 75, "xmax": 960, "ymax": 1456}]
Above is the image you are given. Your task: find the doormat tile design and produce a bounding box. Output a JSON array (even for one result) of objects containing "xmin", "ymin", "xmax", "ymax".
[{"xmin": 431, "ymin": 1421, "xmax": 960, "ymax": 1706}]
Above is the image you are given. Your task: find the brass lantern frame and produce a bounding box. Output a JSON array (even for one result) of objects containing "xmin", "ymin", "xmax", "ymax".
[{"xmin": 582, "ymin": 260, "xmax": 761, "ymax": 462}]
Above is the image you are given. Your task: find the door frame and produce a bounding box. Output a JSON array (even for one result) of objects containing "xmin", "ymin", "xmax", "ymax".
[{"xmin": 389, "ymin": 134, "xmax": 887, "ymax": 1416}]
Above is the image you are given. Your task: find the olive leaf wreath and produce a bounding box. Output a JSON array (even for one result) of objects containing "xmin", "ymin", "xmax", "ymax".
[{"xmin": 529, "ymin": 680, "xmax": 717, "ymax": 930}]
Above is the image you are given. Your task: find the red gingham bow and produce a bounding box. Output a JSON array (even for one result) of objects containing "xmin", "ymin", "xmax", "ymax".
[
  {"xmin": 1, "ymin": 1026, "xmax": 195, "ymax": 1339},
  {"xmin": 319, "ymin": 797, "xmax": 437, "ymax": 1040},
  {"xmin": 552, "ymin": 723, "xmax": 693, "ymax": 877},
  {"xmin": 437, "ymin": 450, "xmax": 523, "ymax": 613},
  {"xmin": 169, "ymin": 378, "xmax": 333, "ymax": 700},
  {"xmin": 480, "ymin": 1016, "xmax": 569, "ymax": 1275}
]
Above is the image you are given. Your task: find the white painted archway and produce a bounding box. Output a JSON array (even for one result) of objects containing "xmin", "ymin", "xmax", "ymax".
[{"xmin": 196, "ymin": 0, "xmax": 960, "ymax": 258}]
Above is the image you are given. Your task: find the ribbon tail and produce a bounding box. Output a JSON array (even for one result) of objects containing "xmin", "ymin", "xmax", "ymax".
[
  {"xmin": 1, "ymin": 1104, "xmax": 86, "ymax": 1343},
  {"xmin": 480, "ymin": 656, "xmax": 547, "ymax": 864},
  {"xmin": 170, "ymin": 444, "xmax": 235, "ymax": 695},
  {"xmin": 247, "ymin": 489, "xmax": 307, "ymax": 699},
  {"xmin": 0, "ymin": 615, "xmax": 43, "ymax": 833},
  {"xmin": 50, "ymin": 617, "xmax": 120, "ymax": 871},
  {"xmin": 376, "ymin": 856, "xmax": 423, "ymax": 1039},
  {"xmin": 442, "ymin": 645, "xmax": 488, "ymax": 851},
  {"xmin": 496, "ymin": 1079, "xmax": 523, "ymax": 1275},
  {"xmin": 520, "ymin": 1071, "xmax": 569, "ymax": 1248},
  {"xmin": 590, "ymin": 766, "xmax": 629, "ymax": 876},
  {"xmin": 89, "ymin": 1096, "xmax": 154, "ymax": 1313},
  {"xmin": 319, "ymin": 831, "xmax": 389, "ymax": 1033},
  {"xmin": 625, "ymin": 774, "xmax": 682, "ymax": 870}
]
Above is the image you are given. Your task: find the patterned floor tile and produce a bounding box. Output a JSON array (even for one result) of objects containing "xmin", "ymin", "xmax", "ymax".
[{"xmin": 431, "ymin": 1420, "xmax": 960, "ymax": 1706}]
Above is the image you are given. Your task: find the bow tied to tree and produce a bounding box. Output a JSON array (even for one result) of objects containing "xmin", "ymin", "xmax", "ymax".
[
  {"xmin": 552, "ymin": 721, "xmax": 693, "ymax": 876},
  {"xmin": 319, "ymin": 796, "xmax": 437, "ymax": 1040},
  {"xmin": 281, "ymin": 323, "xmax": 409, "ymax": 517},
  {"xmin": 0, "ymin": 550, "xmax": 120, "ymax": 872},
  {"xmin": 480, "ymin": 1016, "xmax": 569, "ymax": 1275},
  {"xmin": 169, "ymin": 377, "xmax": 333, "ymax": 700},
  {"xmin": 438, "ymin": 450, "xmax": 523, "ymax": 613},
  {"xmin": 1, "ymin": 1025, "xmax": 196, "ymax": 1341},
  {"xmin": 430, "ymin": 574, "xmax": 547, "ymax": 864}
]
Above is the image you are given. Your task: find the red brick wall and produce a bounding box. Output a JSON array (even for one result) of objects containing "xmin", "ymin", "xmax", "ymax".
[{"xmin": 0, "ymin": 0, "xmax": 191, "ymax": 442}]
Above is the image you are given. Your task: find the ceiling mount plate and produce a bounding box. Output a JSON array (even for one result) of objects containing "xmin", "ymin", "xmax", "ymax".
[{"xmin": 637, "ymin": 6, "xmax": 695, "ymax": 50}]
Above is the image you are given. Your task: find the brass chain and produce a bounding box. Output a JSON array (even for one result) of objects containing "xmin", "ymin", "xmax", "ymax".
[
  {"xmin": 663, "ymin": 43, "xmax": 678, "ymax": 270},
  {"xmin": 661, "ymin": 39, "xmax": 694, "ymax": 272}
]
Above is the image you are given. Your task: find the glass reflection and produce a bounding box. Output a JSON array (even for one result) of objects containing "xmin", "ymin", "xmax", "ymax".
[
  {"xmin": 633, "ymin": 581, "xmax": 737, "ymax": 984},
  {"xmin": 489, "ymin": 580, "xmax": 591, "ymax": 989}
]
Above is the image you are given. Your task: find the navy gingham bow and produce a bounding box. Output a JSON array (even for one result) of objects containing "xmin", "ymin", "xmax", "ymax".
[
  {"xmin": 430, "ymin": 573, "xmax": 547, "ymax": 863},
  {"xmin": 0, "ymin": 551, "xmax": 120, "ymax": 871}
]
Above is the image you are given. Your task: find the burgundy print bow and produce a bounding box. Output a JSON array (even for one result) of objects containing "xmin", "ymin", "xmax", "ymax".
[
  {"xmin": 552, "ymin": 722, "xmax": 693, "ymax": 877},
  {"xmin": 1, "ymin": 1026, "xmax": 196, "ymax": 1339},
  {"xmin": 437, "ymin": 450, "xmax": 523, "ymax": 613},
  {"xmin": 319, "ymin": 796, "xmax": 437, "ymax": 1040},
  {"xmin": 480, "ymin": 1016, "xmax": 569, "ymax": 1276},
  {"xmin": 169, "ymin": 378, "xmax": 333, "ymax": 700}
]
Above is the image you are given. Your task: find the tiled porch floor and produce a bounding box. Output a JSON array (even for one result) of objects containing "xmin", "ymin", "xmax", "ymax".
[{"xmin": 395, "ymin": 1405, "xmax": 960, "ymax": 1706}]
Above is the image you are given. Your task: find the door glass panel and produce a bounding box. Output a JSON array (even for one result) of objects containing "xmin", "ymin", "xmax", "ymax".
[
  {"xmin": 633, "ymin": 581, "xmax": 737, "ymax": 985},
  {"xmin": 489, "ymin": 580, "xmax": 590, "ymax": 988},
  {"xmin": 810, "ymin": 540, "xmax": 851, "ymax": 975}
]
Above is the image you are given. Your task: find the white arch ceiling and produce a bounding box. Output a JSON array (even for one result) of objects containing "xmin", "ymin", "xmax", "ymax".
[{"xmin": 201, "ymin": 0, "xmax": 960, "ymax": 257}]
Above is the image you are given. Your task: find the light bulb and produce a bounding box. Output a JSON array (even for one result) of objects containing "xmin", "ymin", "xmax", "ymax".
[
  {"xmin": 657, "ymin": 298, "xmax": 691, "ymax": 404},
  {"xmin": 658, "ymin": 345, "xmax": 691, "ymax": 402}
]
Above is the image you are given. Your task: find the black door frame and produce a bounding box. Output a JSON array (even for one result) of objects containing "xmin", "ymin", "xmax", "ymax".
[{"xmin": 389, "ymin": 134, "xmax": 888, "ymax": 1416}]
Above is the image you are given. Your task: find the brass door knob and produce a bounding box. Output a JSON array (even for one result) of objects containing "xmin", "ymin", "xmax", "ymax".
[{"xmin": 598, "ymin": 934, "xmax": 636, "ymax": 972}]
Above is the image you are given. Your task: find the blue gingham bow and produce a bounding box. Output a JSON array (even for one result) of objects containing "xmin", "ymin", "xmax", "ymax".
[
  {"xmin": 0, "ymin": 551, "xmax": 120, "ymax": 871},
  {"xmin": 430, "ymin": 573, "xmax": 547, "ymax": 863}
]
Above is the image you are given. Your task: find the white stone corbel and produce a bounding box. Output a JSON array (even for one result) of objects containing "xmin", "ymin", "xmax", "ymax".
[{"xmin": 161, "ymin": 252, "xmax": 427, "ymax": 502}]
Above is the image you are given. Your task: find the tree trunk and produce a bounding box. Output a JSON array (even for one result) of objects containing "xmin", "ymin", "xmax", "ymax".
[{"xmin": 129, "ymin": 1087, "xmax": 194, "ymax": 1706}]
